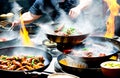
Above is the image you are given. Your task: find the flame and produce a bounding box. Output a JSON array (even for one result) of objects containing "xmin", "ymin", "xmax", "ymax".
[
  {"xmin": 104, "ymin": 0, "xmax": 120, "ymax": 38},
  {"xmin": 20, "ymin": 14, "xmax": 33, "ymax": 46}
]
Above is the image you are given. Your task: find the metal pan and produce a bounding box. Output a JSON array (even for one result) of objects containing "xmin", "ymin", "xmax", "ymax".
[
  {"xmin": 0, "ymin": 31, "xmax": 19, "ymax": 48},
  {"xmin": 44, "ymin": 23, "xmax": 89, "ymax": 45},
  {"xmin": 0, "ymin": 46, "xmax": 52, "ymax": 78},
  {"xmin": 46, "ymin": 33, "xmax": 89, "ymax": 45},
  {"xmin": 57, "ymin": 36, "xmax": 120, "ymax": 77}
]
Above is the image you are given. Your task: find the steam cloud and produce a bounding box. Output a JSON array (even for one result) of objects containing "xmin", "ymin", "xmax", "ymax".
[
  {"xmin": 45, "ymin": 0, "xmax": 107, "ymax": 35},
  {"xmin": 11, "ymin": 1, "xmax": 22, "ymax": 21}
]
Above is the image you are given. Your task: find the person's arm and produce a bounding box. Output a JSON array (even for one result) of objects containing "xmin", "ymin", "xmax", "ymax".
[
  {"xmin": 12, "ymin": 11, "xmax": 41, "ymax": 26},
  {"xmin": 69, "ymin": 0, "xmax": 93, "ymax": 18},
  {"xmin": 77, "ymin": 0, "xmax": 93, "ymax": 10}
]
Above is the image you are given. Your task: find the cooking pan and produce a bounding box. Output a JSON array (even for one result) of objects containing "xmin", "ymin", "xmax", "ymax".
[
  {"xmin": 46, "ymin": 33, "xmax": 89, "ymax": 45},
  {"xmin": 0, "ymin": 46, "xmax": 52, "ymax": 78},
  {"xmin": 0, "ymin": 30, "xmax": 19, "ymax": 48},
  {"xmin": 57, "ymin": 36, "xmax": 120, "ymax": 77},
  {"xmin": 57, "ymin": 54, "xmax": 103, "ymax": 77},
  {"xmin": 43, "ymin": 23, "xmax": 89, "ymax": 45}
]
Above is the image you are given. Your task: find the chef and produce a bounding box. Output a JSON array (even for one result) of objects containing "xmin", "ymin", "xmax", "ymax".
[{"xmin": 12, "ymin": 0, "xmax": 92, "ymax": 26}]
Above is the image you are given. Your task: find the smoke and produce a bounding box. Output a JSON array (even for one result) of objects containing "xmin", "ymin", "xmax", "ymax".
[
  {"xmin": 70, "ymin": 37, "xmax": 119, "ymax": 57},
  {"xmin": 50, "ymin": 0, "xmax": 107, "ymax": 35},
  {"xmin": 82, "ymin": 0, "xmax": 107, "ymax": 33},
  {"xmin": 11, "ymin": 1, "xmax": 22, "ymax": 21},
  {"xmin": 54, "ymin": 9, "xmax": 94, "ymax": 34}
]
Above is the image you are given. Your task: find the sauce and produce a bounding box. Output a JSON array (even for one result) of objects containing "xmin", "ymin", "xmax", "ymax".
[{"xmin": 101, "ymin": 61, "xmax": 120, "ymax": 68}]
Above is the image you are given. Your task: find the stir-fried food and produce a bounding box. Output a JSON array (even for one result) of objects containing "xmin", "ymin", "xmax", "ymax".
[
  {"xmin": 54, "ymin": 26, "xmax": 82, "ymax": 36},
  {"xmin": 0, "ymin": 55, "xmax": 45, "ymax": 71}
]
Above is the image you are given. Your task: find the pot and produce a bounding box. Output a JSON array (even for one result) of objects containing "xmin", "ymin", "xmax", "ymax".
[
  {"xmin": 0, "ymin": 46, "xmax": 52, "ymax": 78},
  {"xmin": 57, "ymin": 36, "xmax": 120, "ymax": 77}
]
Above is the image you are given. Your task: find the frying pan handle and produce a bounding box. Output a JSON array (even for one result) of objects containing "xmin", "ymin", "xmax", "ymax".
[{"xmin": 24, "ymin": 71, "xmax": 52, "ymax": 77}]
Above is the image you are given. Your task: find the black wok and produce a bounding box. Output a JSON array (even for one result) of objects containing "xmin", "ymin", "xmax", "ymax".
[
  {"xmin": 0, "ymin": 46, "xmax": 52, "ymax": 78},
  {"xmin": 57, "ymin": 54, "xmax": 103, "ymax": 77},
  {"xmin": 44, "ymin": 23, "xmax": 89, "ymax": 45},
  {"xmin": 0, "ymin": 31, "xmax": 19, "ymax": 48},
  {"xmin": 46, "ymin": 33, "xmax": 89, "ymax": 45},
  {"xmin": 57, "ymin": 36, "xmax": 120, "ymax": 77}
]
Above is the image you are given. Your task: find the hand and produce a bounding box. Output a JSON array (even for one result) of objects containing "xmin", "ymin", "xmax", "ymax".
[
  {"xmin": 12, "ymin": 20, "xmax": 20, "ymax": 27},
  {"xmin": 68, "ymin": 6, "xmax": 81, "ymax": 18}
]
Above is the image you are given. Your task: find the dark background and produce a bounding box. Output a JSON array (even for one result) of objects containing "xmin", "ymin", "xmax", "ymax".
[{"xmin": 0, "ymin": 0, "xmax": 35, "ymax": 14}]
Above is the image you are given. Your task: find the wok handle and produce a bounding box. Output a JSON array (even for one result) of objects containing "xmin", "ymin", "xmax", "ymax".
[{"xmin": 24, "ymin": 71, "xmax": 53, "ymax": 76}]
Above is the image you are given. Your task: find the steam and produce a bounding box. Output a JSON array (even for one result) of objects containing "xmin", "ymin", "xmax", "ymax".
[
  {"xmin": 43, "ymin": 0, "xmax": 107, "ymax": 35},
  {"xmin": 54, "ymin": 9, "xmax": 94, "ymax": 34},
  {"xmin": 71, "ymin": 37, "xmax": 119, "ymax": 57},
  {"xmin": 11, "ymin": 1, "xmax": 22, "ymax": 21}
]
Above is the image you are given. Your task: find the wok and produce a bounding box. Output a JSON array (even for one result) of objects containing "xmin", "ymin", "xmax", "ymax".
[
  {"xmin": 46, "ymin": 33, "xmax": 89, "ymax": 45},
  {"xmin": 57, "ymin": 36, "xmax": 120, "ymax": 77},
  {"xmin": 44, "ymin": 23, "xmax": 89, "ymax": 45},
  {"xmin": 0, "ymin": 46, "xmax": 52, "ymax": 78},
  {"xmin": 0, "ymin": 31, "xmax": 19, "ymax": 48}
]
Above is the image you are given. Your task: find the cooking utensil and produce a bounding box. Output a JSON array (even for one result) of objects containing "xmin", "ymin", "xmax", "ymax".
[
  {"xmin": 25, "ymin": 71, "xmax": 80, "ymax": 78},
  {"xmin": 48, "ymin": 73, "xmax": 79, "ymax": 78},
  {"xmin": 0, "ymin": 46, "xmax": 52, "ymax": 78},
  {"xmin": 46, "ymin": 33, "xmax": 89, "ymax": 45},
  {"xmin": 43, "ymin": 23, "xmax": 89, "ymax": 45},
  {"xmin": 57, "ymin": 36, "xmax": 120, "ymax": 77},
  {"xmin": 0, "ymin": 30, "xmax": 19, "ymax": 48},
  {"xmin": 57, "ymin": 54, "xmax": 102, "ymax": 77}
]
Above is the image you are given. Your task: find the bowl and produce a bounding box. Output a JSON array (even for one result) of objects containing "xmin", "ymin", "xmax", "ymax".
[
  {"xmin": 100, "ymin": 61, "xmax": 120, "ymax": 78},
  {"xmin": 42, "ymin": 39, "xmax": 57, "ymax": 48},
  {"xmin": 25, "ymin": 23, "xmax": 40, "ymax": 35}
]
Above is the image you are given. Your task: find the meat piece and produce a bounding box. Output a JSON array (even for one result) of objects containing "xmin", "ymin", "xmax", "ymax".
[
  {"xmin": 6, "ymin": 57, "xmax": 15, "ymax": 60},
  {"xmin": 16, "ymin": 66, "xmax": 26, "ymax": 70},
  {"xmin": 0, "ymin": 60, "xmax": 7, "ymax": 64},
  {"xmin": 36, "ymin": 56, "xmax": 44, "ymax": 63},
  {"xmin": 22, "ymin": 61, "xmax": 31, "ymax": 66},
  {"xmin": 25, "ymin": 65, "xmax": 34, "ymax": 70},
  {"xmin": 99, "ymin": 53, "xmax": 106, "ymax": 57},
  {"xmin": 54, "ymin": 24, "xmax": 65, "ymax": 32},
  {"xmin": 7, "ymin": 65, "xmax": 17, "ymax": 70},
  {"xmin": 26, "ymin": 58, "xmax": 33, "ymax": 63},
  {"xmin": 0, "ymin": 65, "xmax": 8, "ymax": 69},
  {"xmin": 12, "ymin": 60, "xmax": 22, "ymax": 67},
  {"xmin": 84, "ymin": 52, "xmax": 93, "ymax": 57},
  {"xmin": 54, "ymin": 32, "xmax": 66, "ymax": 36}
]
